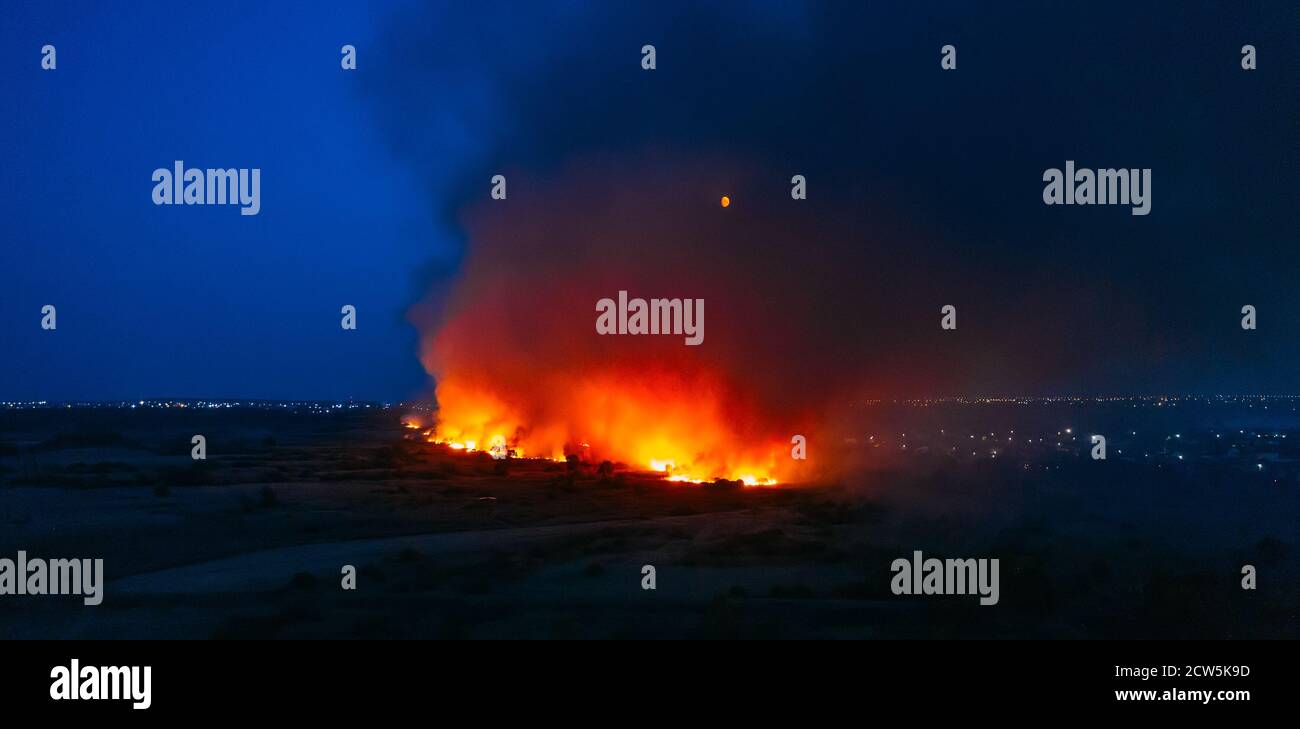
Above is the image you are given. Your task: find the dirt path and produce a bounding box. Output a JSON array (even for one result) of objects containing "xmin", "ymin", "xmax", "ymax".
[{"xmin": 109, "ymin": 510, "xmax": 758, "ymax": 595}]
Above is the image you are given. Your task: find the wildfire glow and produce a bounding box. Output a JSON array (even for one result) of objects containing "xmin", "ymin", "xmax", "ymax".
[
  {"xmin": 405, "ymin": 166, "xmax": 828, "ymax": 489},
  {"xmin": 427, "ymin": 373, "xmax": 788, "ymax": 485}
]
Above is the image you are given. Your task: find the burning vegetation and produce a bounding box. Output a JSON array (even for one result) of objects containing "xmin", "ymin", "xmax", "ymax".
[
  {"xmin": 404, "ymin": 162, "xmax": 854, "ymax": 488},
  {"xmin": 422, "ymin": 371, "xmax": 786, "ymax": 485}
]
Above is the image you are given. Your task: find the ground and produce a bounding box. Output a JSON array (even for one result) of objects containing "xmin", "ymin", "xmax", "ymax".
[{"xmin": 0, "ymin": 406, "xmax": 1294, "ymax": 639}]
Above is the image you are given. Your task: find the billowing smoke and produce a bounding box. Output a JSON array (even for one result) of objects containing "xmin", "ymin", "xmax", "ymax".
[
  {"xmin": 364, "ymin": 3, "xmax": 1230, "ymax": 483},
  {"xmin": 408, "ymin": 156, "xmax": 847, "ymax": 482}
]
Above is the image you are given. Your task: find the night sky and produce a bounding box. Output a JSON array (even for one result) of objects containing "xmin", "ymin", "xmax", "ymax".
[{"xmin": 3, "ymin": 1, "xmax": 1297, "ymax": 402}]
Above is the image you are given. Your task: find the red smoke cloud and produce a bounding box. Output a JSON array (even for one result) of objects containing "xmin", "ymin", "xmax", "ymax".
[{"xmin": 409, "ymin": 155, "xmax": 840, "ymax": 483}]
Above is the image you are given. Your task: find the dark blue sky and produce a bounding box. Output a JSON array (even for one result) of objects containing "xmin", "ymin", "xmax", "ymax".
[
  {"xmin": 2, "ymin": 1, "xmax": 444, "ymax": 401},
  {"xmin": 3, "ymin": 1, "xmax": 1297, "ymax": 400}
]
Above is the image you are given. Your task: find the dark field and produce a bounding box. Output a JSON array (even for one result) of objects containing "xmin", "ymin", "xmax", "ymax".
[{"xmin": 1, "ymin": 402, "xmax": 1295, "ymax": 639}]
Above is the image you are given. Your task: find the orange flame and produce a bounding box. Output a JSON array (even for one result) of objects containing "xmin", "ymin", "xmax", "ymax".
[
  {"xmin": 430, "ymin": 371, "xmax": 787, "ymax": 484},
  {"xmin": 407, "ymin": 161, "xmax": 837, "ymax": 488}
]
